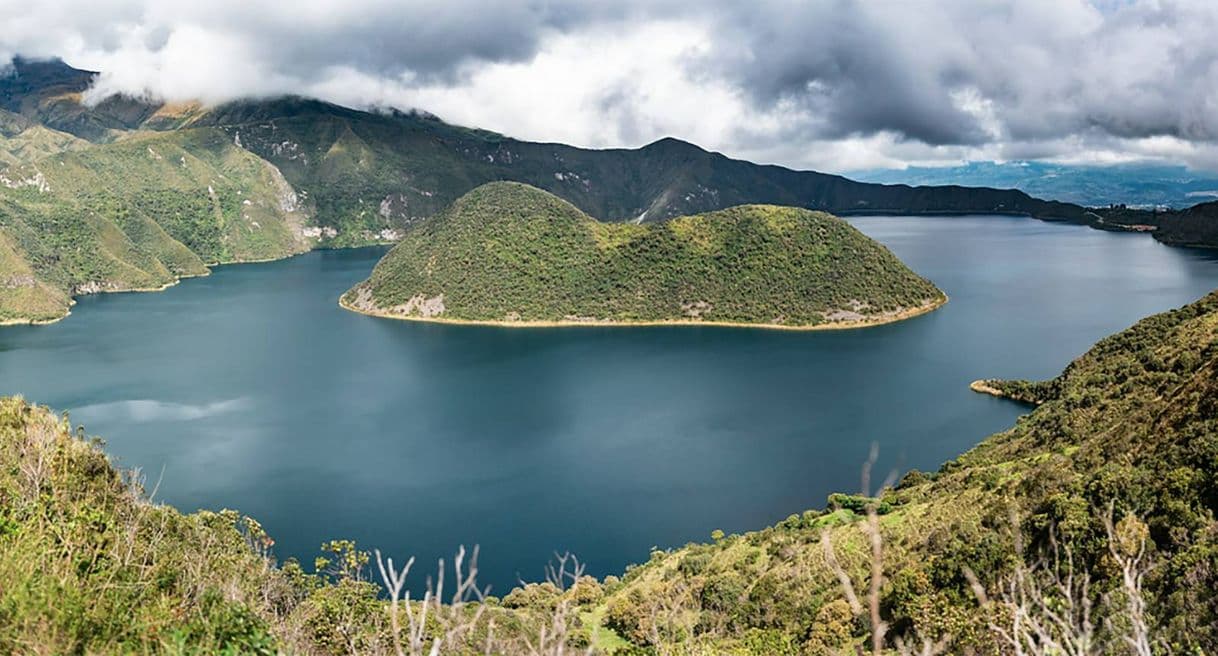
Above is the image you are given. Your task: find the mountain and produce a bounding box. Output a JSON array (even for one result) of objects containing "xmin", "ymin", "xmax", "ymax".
[
  {"xmin": 5, "ymin": 281, "xmax": 1218, "ymax": 652},
  {"xmin": 0, "ymin": 127, "xmax": 311, "ymax": 324},
  {"xmin": 852, "ymin": 160, "xmax": 1218, "ymax": 209},
  {"xmin": 342, "ymin": 182, "xmax": 946, "ymax": 328},
  {"xmin": 0, "ymin": 56, "xmax": 1214, "ymax": 325}
]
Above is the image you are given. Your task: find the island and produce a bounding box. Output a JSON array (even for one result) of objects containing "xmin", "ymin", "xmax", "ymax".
[{"xmin": 341, "ymin": 181, "xmax": 947, "ymax": 329}]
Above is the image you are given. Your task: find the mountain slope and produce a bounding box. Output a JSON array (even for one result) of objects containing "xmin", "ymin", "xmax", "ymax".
[
  {"xmin": 852, "ymin": 160, "xmax": 1218, "ymax": 209},
  {"xmin": 343, "ymin": 182, "xmax": 945, "ymax": 328},
  {"xmin": 200, "ymin": 97, "xmax": 1091, "ymax": 231},
  {"xmin": 595, "ymin": 288, "xmax": 1218, "ymax": 653},
  {"xmin": 0, "ymin": 108, "xmax": 88, "ymax": 167},
  {"xmin": 3, "ymin": 282, "xmax": 1218, "ymax": 652},
  {"xmin": 0, "ymin": 55, "xmax": 1215, "ymax": 325},
  {"xmin": 0, "ymin": 127, "xmax": 313, "ymax": 324}
]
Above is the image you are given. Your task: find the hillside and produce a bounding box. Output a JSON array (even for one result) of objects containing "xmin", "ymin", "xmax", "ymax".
[
  {"xmin": 0, "ymin": 60, "xmax": 1106, "ymax": 231},
  {"xmin": 1154, "ymin": 200, "xmax": 1218, "ymax": 248},
  {"xmin": 4, "ymin": 281, "xmax": 1218, "ymax": 652},
  {"xmin": 198, "ymin": 99, "xmax": 1090, "ymax": 234},
  {"xmin": 0, "ymin": 396, "xmax": 600, "ymax": 654},
  {"xmin": 594, "ymin": 288, "xmax": 1218, "ymax": 653},
  {"xmin": 852, "ymin": 161, "xmax": 1218, "ymax": 209},
  {"xmin": 0, "ymin": 127, "xmax": 312, "ymax": 324},
  {"xmin": 342, "ymin": 182, "xmax": 946, "ymax": 328}
]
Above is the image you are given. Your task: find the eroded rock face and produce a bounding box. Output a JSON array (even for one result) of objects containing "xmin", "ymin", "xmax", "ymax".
[
  {"xmin": 71, "ymin": 281, "xmax": 119, "ymax": 295},
  {"xmin": 398, "ymin": 294, "xmax": 446, "ymax": 318},
  {"xmin": 821, "ymin": 297, "xmax": 941, "ymax": 324},
  {"xmin": 0, "ymin": 167, "xmax": 50, "ymax": 192},
  {"xmin": 346, "ymin": 284, "xmax": 445, "ymax": 318},
  {"xmin": 1, "ymin": 275, "xmax": 36, "ymax": 289},
  {"xmin": 681, "ymin": 300, "xmax": 713, "ymax": 319}
]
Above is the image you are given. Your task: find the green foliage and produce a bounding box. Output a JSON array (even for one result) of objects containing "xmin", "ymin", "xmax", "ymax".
[
  {"xmin": 0, "ymin": 397, "xmax": 570, "ymax": 655},
  {"xmin": 827, "ymin": 492, "xmax": 893, "ymax": 515},
  {"xmin": 347, "ymin": 182, "xmax": 945, "ymax": 327},
  {"xmin": 315, "ymin": 539, "xmax": 370, "ymax": 582},
  {"xmin": 502, "ymin": 582, "xmax": 562, "ymax": 611}
]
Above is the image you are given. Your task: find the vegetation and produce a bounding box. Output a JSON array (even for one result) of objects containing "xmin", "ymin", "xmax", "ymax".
[
  {"xmin": 343, "ymin": 182, "xmax": 945, "ymax": 327},
  {"xmin": 7, "ymin": 286, "xmax": 1218, "ymax": 652},
  {"xmin": 0, "ymin": 127, "xmax": 312, "ymax": 323},
  {"xmin": 0, "ymin": 396, "xmax": 626, "ymax": 654}
]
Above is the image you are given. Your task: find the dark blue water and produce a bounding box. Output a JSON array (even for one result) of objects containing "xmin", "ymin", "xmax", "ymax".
[{"xmin": 2, "ymin": 215, "xmax": 1217, "ymax": 594}]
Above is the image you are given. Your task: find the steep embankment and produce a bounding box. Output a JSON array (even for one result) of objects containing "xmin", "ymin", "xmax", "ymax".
[
  {"xmin": 0, "ymin": 128, "xmax": 312, "ymax": 324},
  {"xmin": 342, "ymin": 182, "xmax": 946, "ymax": 329}
]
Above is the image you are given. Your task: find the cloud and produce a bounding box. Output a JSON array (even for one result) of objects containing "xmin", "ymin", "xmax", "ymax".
[{"xmin": 1, "ymin": 0, "xmax": 1217, "ymax": 172}]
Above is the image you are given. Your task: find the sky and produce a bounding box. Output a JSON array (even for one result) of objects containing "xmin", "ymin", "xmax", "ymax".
[{"xmin": 2, "ymin": 0, "xmax": 1217, "ymax": 173}]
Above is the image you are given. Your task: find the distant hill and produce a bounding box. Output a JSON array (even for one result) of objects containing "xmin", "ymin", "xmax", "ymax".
[
  {"xmin": 342, "ymin": 182, "xmax": 945, "ymax": 328},
  {"xmin": 851, "ymin": 160, "xmax": 1218, "ymax": 209}
]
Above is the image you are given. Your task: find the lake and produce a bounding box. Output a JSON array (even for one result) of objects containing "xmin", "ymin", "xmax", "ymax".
[{"xmin": 3, "ymin": 215, "xmax": 1218, "ymax": 593}]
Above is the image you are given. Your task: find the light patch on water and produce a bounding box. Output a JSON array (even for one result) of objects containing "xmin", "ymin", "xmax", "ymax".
[{"xmin": 73, "ymin": 398, "xmax": 251, "ymax": 423}]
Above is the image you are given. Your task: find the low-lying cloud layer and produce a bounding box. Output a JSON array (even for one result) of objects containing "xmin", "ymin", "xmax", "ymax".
[{"xmin": 2, "ymin": 0, "xmax": 1217, "ymax": 172}]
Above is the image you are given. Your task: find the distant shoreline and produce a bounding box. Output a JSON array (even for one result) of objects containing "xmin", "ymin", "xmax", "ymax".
[{"xmin": 338, "ymin": 294, "xmax": 948, "ymax": 331}]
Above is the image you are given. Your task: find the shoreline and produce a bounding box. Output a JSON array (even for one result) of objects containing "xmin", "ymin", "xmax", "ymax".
[
  {"xmin": 338, "ymin": 294, "xmax": 948, "ymax": 331},
  {"xmin": 0, "ymin": 245, "xmax": 346, "ymax": 328}
]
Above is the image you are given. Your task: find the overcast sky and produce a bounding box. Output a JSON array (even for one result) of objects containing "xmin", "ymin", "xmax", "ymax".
[{"xmin": 2, "ymin": 0, "xmax": 1217, "ymax": 173}]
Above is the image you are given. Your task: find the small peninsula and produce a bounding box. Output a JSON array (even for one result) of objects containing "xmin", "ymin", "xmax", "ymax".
[{"xmin": 341, "ymin": 182, "xmax": 946, "ymax": 329}]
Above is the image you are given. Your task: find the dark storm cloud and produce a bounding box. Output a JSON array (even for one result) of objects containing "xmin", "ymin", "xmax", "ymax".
[
  {"xmin": 693, "ymin": 1, "xmax": 992, "ymax": 146},
  {"xmin": 2, "ymin": 0, "xmax": 1218, "ymax": 170},
  {"xmin": 686, "ymin": 0, "xmax": 1218, "ymax": 150}
]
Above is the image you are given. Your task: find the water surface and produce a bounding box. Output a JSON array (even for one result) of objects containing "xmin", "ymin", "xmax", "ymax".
[{"xmin": 3, "ymin": 215, "xmax": 1217, "ymax": 592}]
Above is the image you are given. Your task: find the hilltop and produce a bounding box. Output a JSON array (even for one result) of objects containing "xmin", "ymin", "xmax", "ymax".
[{"xmin": 341, "ymin": 182, "xmax": 946, "ymax": 329}]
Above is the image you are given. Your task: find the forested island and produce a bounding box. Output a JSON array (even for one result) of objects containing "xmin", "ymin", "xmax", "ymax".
[{"xmin": 340, "ymin": 182, "xmax": 946, "ymax": 329}]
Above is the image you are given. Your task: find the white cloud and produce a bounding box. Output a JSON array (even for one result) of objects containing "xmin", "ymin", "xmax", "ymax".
[{"xmin": 2, "ymin": 0, "xmax": 1218, "ymax": 172}]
